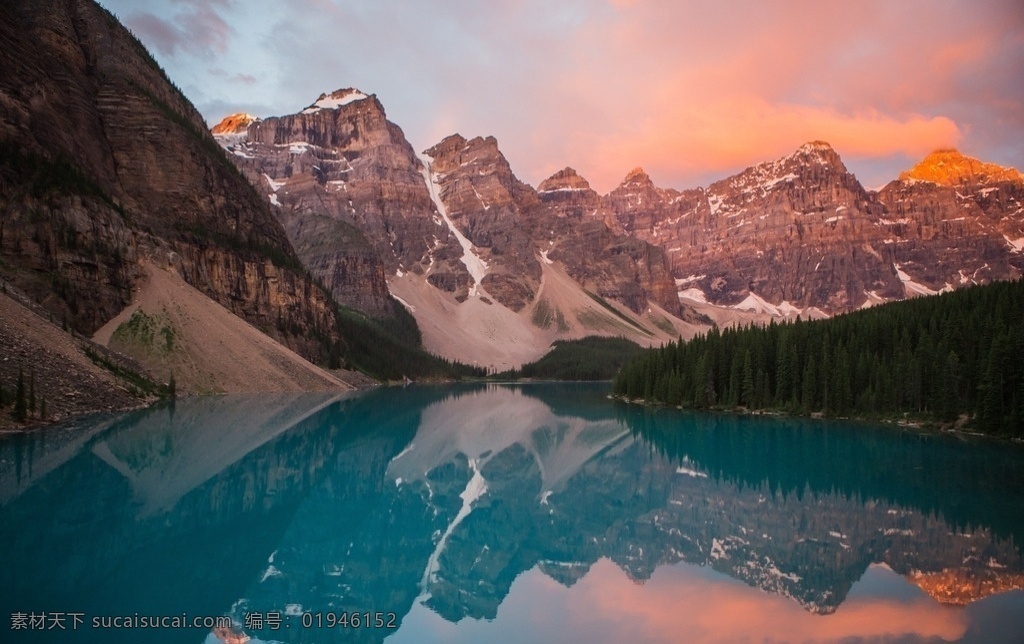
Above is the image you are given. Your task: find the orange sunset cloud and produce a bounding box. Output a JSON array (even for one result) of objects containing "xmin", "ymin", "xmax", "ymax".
[
  {"xmin": 109, "ymin": 0, "xmax": 1023, "ymax": 194},
  {"xmin": 575, "ymin": 98, "xmax": 962, "ymax": 191}
]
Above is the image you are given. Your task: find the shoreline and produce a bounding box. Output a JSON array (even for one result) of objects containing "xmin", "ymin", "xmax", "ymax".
[
  {"xmin": 609, "ymin": 395, "xmax": 1021, "ymax": 444},
  {"xmin": 0, "ymin": 372, "xmax": 383, "ymax": 434}
]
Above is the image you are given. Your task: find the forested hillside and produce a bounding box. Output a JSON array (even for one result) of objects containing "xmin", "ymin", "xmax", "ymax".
[
  {"xmin": 498, "ymin": 336, "xmax": 642, "ymax": 380},
  {"xmin": 613, "ymin": 279, "xmax": 1024, "ymax": 436}
]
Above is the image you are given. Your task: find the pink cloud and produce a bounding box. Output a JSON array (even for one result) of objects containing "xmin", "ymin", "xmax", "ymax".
[
  {"xmin": 578, "ymin": 96, "xmax": 962, "ymax": 191},
  {"xmin": 125, "ymin": 2, "xmax": 233, "ymax": 59},
  {"xmin": 474, "ymin": 0, "xmax": 1017, "ymax": 192}
]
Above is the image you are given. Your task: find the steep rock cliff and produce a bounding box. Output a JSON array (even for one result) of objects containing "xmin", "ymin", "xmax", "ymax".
[
  {"xmin": 425, "ymin": 136, "xmax": 684, "ymax": 316},
  {"xmin": 215, "ymin": 89, "xmax": 454, "ymax": 317},
  {"xmin": 876, "ymin": 149, "xmax": 1024, "ymax": 292},
  {"xmin": 0, "ymin": 0, "xmax": 341, "ymax": 363}
]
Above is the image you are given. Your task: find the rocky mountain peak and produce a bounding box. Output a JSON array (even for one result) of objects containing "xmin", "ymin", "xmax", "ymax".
[
  {"xmin": 714, "ymin": 141, "xmax": 850, "ymax": 197},
  {"xmin": 899, "ymin": 149, "xmax": 1023, "ymax": 186},
  {"xmin": 538, "ymin": 167, "xmax": 592, "ymax": 193},
  {"xmin": 211, "ymin": 113, "xmax": 257, "ymax": 134},
  {"xmin": 461, "ymin": 135, "xmax": 501, "ymax": 157},
  {"xmin": 622, "ymin": 167, "xmax": 652, "ymax": 186},
  {"xmin": 301, "ymin": 88, "xmax": 371, "ymax": 114},
  {"xmin": 790, "ymin": 140, "xmax": 845, "ymax": 169},
  {"xmin": 425, "ymin": 134, "xmax": 511, "ymax": 180},
  {"xmin": 423, "ymin": 133, "xmax": 466, "ymax": 159},
  {"xmin": 797, "ymin": 140, "xmax": 835, "ymax": 153}
]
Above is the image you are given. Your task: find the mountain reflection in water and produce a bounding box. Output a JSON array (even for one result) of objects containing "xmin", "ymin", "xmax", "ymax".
[{"xmin": 0, "ymin": 383, "xmax": 1021, "ymax": 644}]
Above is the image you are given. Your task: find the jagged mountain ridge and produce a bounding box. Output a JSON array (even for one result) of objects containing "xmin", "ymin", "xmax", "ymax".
[
  {"xmin": 216, "ymin": 86, "xmax": 1023, "ymax": 365},
  {"xmin": 215, "ymin": 92, "xmax": 699, "ymax": 369},
  {"xmin": 602, "ymin": 144, "xmax": 1024, "ymax": 312},
  {"xmin": 215, "ymin": 88, "xmax": 432, "ymax": 318},
  {"xmin": 422, "ymin": 133, "xmax": 685, "ymax": 317}
]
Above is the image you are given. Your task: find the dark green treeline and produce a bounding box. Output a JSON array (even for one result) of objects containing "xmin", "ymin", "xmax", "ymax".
[{"xmin": 613, "ymin": 279, "xmax": 1024, "ymax": 436}]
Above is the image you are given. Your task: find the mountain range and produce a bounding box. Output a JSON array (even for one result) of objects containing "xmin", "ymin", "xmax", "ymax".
[
  {"xmin": 1, "ymin": 0, "xmax": 1022, "ymax": 408},
  {"xmin": 212, "ymin": 90, "xmax": 1023, "ymax": 368},
  {"xmin": 213, "ymin": 90, "xmax": 699, "ymax": 369}
]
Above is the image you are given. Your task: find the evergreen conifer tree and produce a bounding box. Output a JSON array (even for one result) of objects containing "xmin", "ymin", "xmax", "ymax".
[{"xmin": 741, "ymin": 350, "xmax": 755, "ymax": 407}]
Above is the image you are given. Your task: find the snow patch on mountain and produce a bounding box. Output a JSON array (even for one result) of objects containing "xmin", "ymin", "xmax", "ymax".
[
  {"xmin": 859, "ymin": 291, "xmax": 889, "ymax": 309},
  {"xmin": 711, "ymin": 538, "xmax": 728, "ymax": 560},
  {"xmin": 676, "ymin": 466, "xmax": 708, "ymax": 478},
  {"xmin": 731, "ymin": 292, "xmax": 781, "ymax": 316},
  {"xmin": 263, "ymin": 174, "xmax": 285, "ymax": 193},
  {"xmin": 417, "ymin": 458, "xmax": 487, "ymax": 602},
  {"xmin": 708, "ymin": 194, "xmax": 724, "ymax": 215},
  {"xmin": 539, "ymin": 186, "xmax": 586, "ymax": 194},
  {"xmin": 894, "ymin": 263, "xmax": 940, "ymax": 297},
  {"xmin": 722, "ymin": 293, "xmax": 812, "ymax": 319},
  {"xmin": 417, "ymin": 152, "xmax": 489, "ymax": 297},
  {"xmin": 1005, "ymin": 235, "xmax": 1024, "ymax": 253},
  {"xmin": 678, "ymin": 288, "xmax": 708, "ymax": 304},
  {"xmin": 763, "ymin": 173, "xmax": 798, "ymax": 190},
  {"xmin": 302, "ymin": 90, "xmax": 368, "ymax": 113}
]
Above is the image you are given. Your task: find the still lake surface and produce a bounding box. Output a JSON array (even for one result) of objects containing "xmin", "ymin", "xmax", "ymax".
[{"xmin": 1, "ymin": 382, "xmax": 1022, "ymax": 643}]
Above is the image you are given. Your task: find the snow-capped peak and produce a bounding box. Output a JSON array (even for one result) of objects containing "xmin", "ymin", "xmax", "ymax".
[
  {"xmin": 623, "ymin": 167, "xmax": 650, "ymax": 183},
  {"xmin": 301, "ymin": 88, "xmax": 369, "ymax": 114},
  {"xmin": 710, "ymin": 141, "xmax": 844, "ymax": 199}
]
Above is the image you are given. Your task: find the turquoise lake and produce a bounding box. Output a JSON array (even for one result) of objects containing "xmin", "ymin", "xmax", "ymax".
[{"xmin": 1, "ymin": 382, "xmax": 1022, "ymax": 643}]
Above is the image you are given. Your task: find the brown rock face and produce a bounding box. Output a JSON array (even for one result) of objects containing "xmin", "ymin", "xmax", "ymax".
[
  {"xmin": 602, "ymin": 144, "xmax": 895, "ymax": 310},
  {"xmin": 0, "ymin": 0, "xmax": 341, "ymax": 363},
  {"xmin": 536, "ymin": 167, "xmax": 608, "ymax": 222},
  {"xmin": 875, "ymin": 172, "xmax": 1024, "ymax": 292},
  {"xmin": 604, "ymin": 167, "xmax": 680, "ymax": 235},
  {"xmin": 605, "ymin": 142, "xmax": 1024, "ymax": 312},
  {"xmin": 537, "ymin": 167, "xmax": 593, "ymax": 194},
  {"xmin": 216, "ymin": 89, "xmax": 459, "ymax": 317},
  {"xmin": 212, "ymin": 90, "xmax": 689, "ymax": 330},
  {"xmin": 217, "ymin": 100, "xmax": 687, "ymax": 323},
  {"xmin": 883, "ymin": 149, "xmax": 1024, "ymax": 291},
  {"xmin": 423, "ymin": 134, "xmax": 543, "ymax": 310},
  {"xmin": 424, "ymin": 136, "xmax": 684, "ymax": 316}
]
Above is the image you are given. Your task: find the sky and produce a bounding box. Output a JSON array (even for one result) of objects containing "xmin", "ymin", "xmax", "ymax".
[{"xmin": 101, "ymin": 0, "xmax": 1024, "ymax": 193}]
